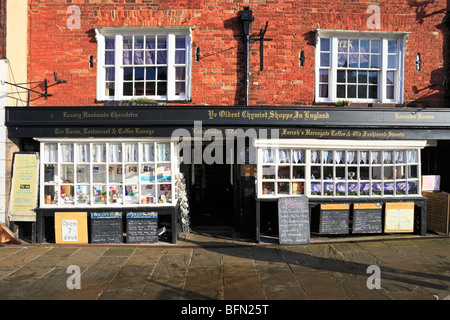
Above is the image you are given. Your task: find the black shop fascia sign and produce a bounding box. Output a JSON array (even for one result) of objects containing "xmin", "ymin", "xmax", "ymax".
[{"xmin": 5, "ymin": 105, "xmax": 450, "ymax": 140}]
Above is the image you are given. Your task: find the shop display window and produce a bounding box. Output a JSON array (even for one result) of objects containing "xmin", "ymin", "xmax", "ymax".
[
  {"xmin": 40, "ymin": 140, "xmax": 175, "ymax": 207},
  {"xmin": 258, "ymin": 146, "xmax": 421, "ymax": 198}
]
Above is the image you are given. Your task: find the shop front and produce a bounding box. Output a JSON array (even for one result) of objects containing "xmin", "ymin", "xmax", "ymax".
[{"xmin": 5, "ymin": 105, "xmax": 450, "ymax": 244}]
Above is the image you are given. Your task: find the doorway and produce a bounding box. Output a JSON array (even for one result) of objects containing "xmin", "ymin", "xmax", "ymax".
[{"xmin": 190, "ymin": 163, "xmax": 234, "ymax": 227}]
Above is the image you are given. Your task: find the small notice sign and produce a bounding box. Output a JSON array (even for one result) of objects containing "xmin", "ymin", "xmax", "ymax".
[
  {"xmin": 55, "ymin": 212, "xmax": 88, "ymax": 244},
  {"xmin": 384, "ymin": 202, "xmax": 415, "ymax": 233},
  {"xmin": 61, "ymin": 220, "xmax": 78, "ymax": 242},
  {"xmin": 9, "ymin": 153, "xmax": 39, "ymax": 222}
]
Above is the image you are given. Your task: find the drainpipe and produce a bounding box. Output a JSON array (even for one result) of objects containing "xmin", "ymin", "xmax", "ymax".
[{"xmin": 239, "ymin": 8, "xmax": 254, "ymax": 106}]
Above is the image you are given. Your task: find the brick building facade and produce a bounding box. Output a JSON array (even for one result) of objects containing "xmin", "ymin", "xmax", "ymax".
[
  {"xmin": 26, "ymin": 0, "xmax": 448, "ymax": 108},
  {"xmin": 3, "ymin": 0, "xmax": 450, "ymax": 243}
]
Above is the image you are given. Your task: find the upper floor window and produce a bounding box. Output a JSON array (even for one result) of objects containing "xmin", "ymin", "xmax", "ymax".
[
  {"xmin": 95, "ymin": 27, "xmax": 192, "ymax": 102},
  {"xmin": 315, "ymin": 30, "xmax": 408, "ymax": 104}
]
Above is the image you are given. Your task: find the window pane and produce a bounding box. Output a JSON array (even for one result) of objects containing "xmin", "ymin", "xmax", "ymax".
[
  {"xmin": 157, "ymin": 51, "xmax": 167, "ymax": 65},
  {"xmin": 135, "ymin": 82, "xmax": 144, "ymax": 95},
  {"xmin": 105, "ymin": 37, "xmax": 115, "ymax": 50},
  {"xmin": 337, "ymin": 85, "xmax": 346, "ymax": 98},
  {"xmin": 145, "ymin": 51, "xmax": 155, "ymax": 64},
  {"xmin": 145, "ymin": 36, "xmax": 155, "ymax": 49},
  {"xmin": 320, "ymin": 38, "xmax": 330, "ymax": 52},
  {"xmin": 146, "ymin": 82, "xmax": 155, "ymax": 95},
  {"xmin": 358, "ymin": 71, "xmax": 367, "ymax": 83},
  {"xmin": 319, "ymin": 69, "xmax": 328, "ymax": 83},
  {"xmin": 370, "ymin": 55, "xmax": 380, "ymax": 68},
  {"xmin": 348, "ymin": 70, "xmax": 357, "ymax": 83},
  {"xmin": 123, "ymin": 51, "xmax": 132, "ymax": 65},
  {"xmin": 134, "ymin": 51, "xmax": 144, "ymax": 65},
  {"xmin": 386, "ymin": 86, "xmax": 394, "ymax": 99},
  {"xmin": 358, "ymin": 85, "xmax": 367, "ymax": 98},
  {"xmin": 175, "ymin": 82, "xmax": 185, "ymax": 95},
  {"xmin": 347, "ymin": 85, "xmax": 356, "ymax": 98},
  {"xmin": 349, "ymin": 54, "xmax": 358, "ymax": 68},
  {"xmin": 360, "ymin": 54, "xmax": 369, "ymax": 68},
  {"xmin": 146, "ymin": 67, "xmax": 156, "ymax": 81},
  {"xmin": 369, "ymin": 71, "xmax": 378, "ymax": 84},
  {"xmin": 337, "ymin": 70, "xmax": 346, "ymax": 83},
  {"xmin": 157, "ymin": 37, "xmax": 167, "ymax": 49},
  {"xmin": 369, "ymin": 85, "xmax": 378, "ymax": 98},
  {"xmin": 135, "ymin": 67, "xmax": 144, "ymax": 81},
  {"xmin": 157, "ymin": 82, "xmax": 167, "ymax": 95},
  {"xmin": 124, "ymin": 68, "xmax": 133, "ymax": 81},
  {"xmin": 388, "ymin": 40, "xmax": 397, "ymax": 53},
  {"xmin": 360, "ymin": 40, "xmax": 369, "ymax": 53},
  {"xmin": 349, "ymin": 39, "xmax": 359, "ymax": 53},
  {"xmin": 175, "ymin": 36, "xmax": 186, "ymax": 49},
  {"xmin": 319, "ymin": 84, "xmax": 328, "ymax": 98},
  {"xmin": 123, "ymin": 37, "xmax": 133, "ymax": 49},
  {"xmin": 134, "ymin": 36, "xmax": 144, "ymax": 49},
  {"xmin": 175, "ymin": 50, "xmax": 185, "ymax": 64},
  {"xmin": 338, "ymin": 54, "xmax": 348, "ymax": 67},
  {"xmin": 320, "ymin": 52, "xmax": 330, "ymax": 67},
  {"xmin": 388, "ymin": 55, "xmax": 397, "ymax": 69},
  {"xmin": 123, "ymin": 82, "xmax": 133, "ymax": 95},
  {"xmin": 157, "ymin": 67, "xmax": 167, "ymax": 81},
  {"xmin": 338, "ymin": 39, "xmax": 348, "ymax": 52},
  {"xmin": 105, "ymin": 51, "xmax": 115, "ymax": 65},
  {"xmin": 387, "ymin": 71, "xmax": 394, "ymax": 84},
  {"xmin": 371, "ymin": 40, "xmax": 380, "ymax": 53},
  {"xmin": 105, "ymin": 68, "xmax": 115, "ymax": 81},
  {"xmin": 175, "ymin": 67, "xmax": 186, "ymax": 80},
  {"xmin": 106, "ymin": 82, "xmax": 115, "ymax": 97}
]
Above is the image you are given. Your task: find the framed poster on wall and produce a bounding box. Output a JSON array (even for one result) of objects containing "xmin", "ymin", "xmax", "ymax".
[
  {"xmin": 384, "ymin": 202, "xmax": 414, "ymax": 233},
  {"xmin": 8, "ymin": 153, "xmax": 39, "ymax": 222}
]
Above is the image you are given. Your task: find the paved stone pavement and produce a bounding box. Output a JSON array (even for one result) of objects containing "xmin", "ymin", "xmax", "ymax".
[{"xmin": 0, "ymin": 230, "xmax": 449, "ymax": 305}]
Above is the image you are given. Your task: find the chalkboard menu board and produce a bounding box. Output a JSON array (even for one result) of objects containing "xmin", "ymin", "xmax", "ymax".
[
  {"xmin": 90, "ymin": 212, "xmax": 123, "ymax": 244},
  {"xmin": 278, "ymin": 196, "xmax": 310, "ymax": 244},
  {"xmin": 319, "ymin": 204, "xmax": 350, "ymax": 234},
  {"xmin": 126, "ymin": 212, "xmax": 158, "ymax": 243},
  {"xmin": 352, "ymin": 203, "xmax": 382, "ymax": 234}
]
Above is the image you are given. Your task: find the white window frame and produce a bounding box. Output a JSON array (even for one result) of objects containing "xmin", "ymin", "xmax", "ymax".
[
  {"xmin": 255, "ymin": 139, "xmax": 428, "ymax": 199},
  {"xmin": 38, "ymin": 138, "xmax": 179, "ymax": 208},
  {"xmin": 315, "ymin": 30, "xmax": 409, "ymax": 104},
  {"xmin": 95, "ymin": 27, "xmax": 192, "ymax": 102}
]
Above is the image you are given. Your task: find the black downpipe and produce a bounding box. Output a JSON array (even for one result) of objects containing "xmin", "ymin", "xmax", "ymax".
[{"xmin": 240, "ymin": 8, "xmax": 254, "ymax": 106}]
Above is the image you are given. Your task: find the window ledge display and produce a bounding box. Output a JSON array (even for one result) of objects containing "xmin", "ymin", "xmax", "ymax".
[
  {"xmin": 256, "ymin": 139, "xmax": 426, "ymax": 199},
  {"xmin": 39, "ymin": 139, "xmax": 177, "ymax": 208}
]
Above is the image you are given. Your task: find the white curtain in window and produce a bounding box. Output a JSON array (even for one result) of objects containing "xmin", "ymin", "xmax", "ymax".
[
  {"xmin": 311, "ymin": 150, "xmax": 320, "ymax": 164},
  {"xmin": 372, "ymin": 151, "xmax": 380, "ymax": 164},
  {"xmin": 360, "ymin": 151, "xmax": 368, "ymax": 164},
  {"xmin": 335, "ymin": 151, "xmax": 344, "ymax": 164},
  {"xmin": 394, "ymin": 151, "xmax": 404, "ymax": 163},
  {"xmin": 93, "ymin": 144, "xmax": 106, "ymax": 162},
  {"xmin": 124, "ymin": 144, "xmax": 138, "ymax": 162},
  {"xmin": 61, "ymin": 144, "xmax": 73, "ymax": 162},
  {"xmin": 143, "ymin": 144, "xmax": 154, "ymax": 162},
  {"xmin": 408, "ymin": 150, "xmax": 416, "ymax": 163},
  {"xmin": 77, "ymin": 144, "xmax": 90, "ymax": 163},
  {"xmin": 383, "ymin": 151, "xmax": 392, "ymax": 164},
  {"xmin": 293, "ymin": 150, "xmax": 305, "ymax": 163},
  {"xmin": 263, "ymin": 149, "xmax": 275, "ymax": 163},
  {"xmin": 45, "ymin": 144, "xmax": 57, "ymax": 162},
  {"xmin": 278, "ymin": 150, "xmax": 290, "ymax": 163},
  {"xmin": 346, "ymin": 151, "xmax": 356, "ymax": 164}
]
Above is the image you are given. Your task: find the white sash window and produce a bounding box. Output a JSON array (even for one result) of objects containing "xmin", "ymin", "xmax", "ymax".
[
  {"xmin": 95, "ymin": 27, "xmax": 192, "ymax": 102},
  {"xmin": 315, "ymin": 30, "xmax": 408, "ymax": 104}
]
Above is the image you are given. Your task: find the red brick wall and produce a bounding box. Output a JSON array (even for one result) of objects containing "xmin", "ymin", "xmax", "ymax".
[{"xmin": 27, "ymin": 0, "xmax": 449, "ymax": 107}]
